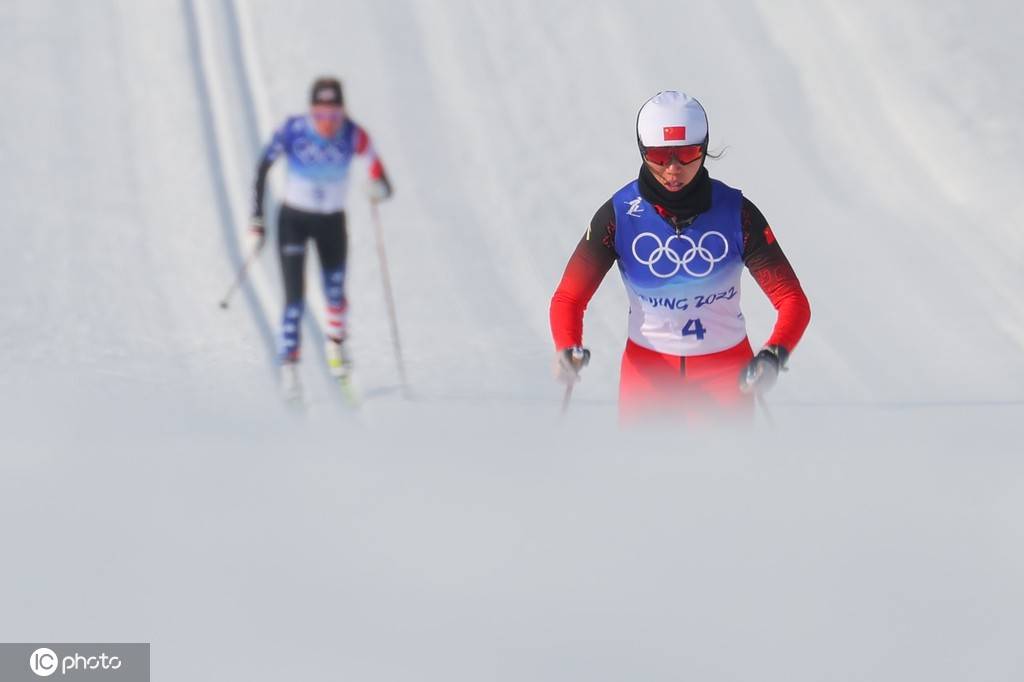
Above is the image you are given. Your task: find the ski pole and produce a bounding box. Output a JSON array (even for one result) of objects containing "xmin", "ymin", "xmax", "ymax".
[
  {"xmin": 370, "ymin": 201, "xmax": 411, "ymax": 398},
  {"xmin": 560, "ymin": 381, "xmax": 576, "ymax": 416},
  {"xmin": 559, "ymin": 348, "xmax": 588, "ymax": 416},
  {"xmin": 218, "ymin": 242, "xmax": 262, "ymax": 309},
  {"xmin": 755, "ymin": 391, "xmax": 776, "ymax": 428}
]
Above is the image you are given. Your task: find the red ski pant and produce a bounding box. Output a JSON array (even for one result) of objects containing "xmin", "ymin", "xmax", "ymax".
[{"xmin": 618, "ymin": 337, "xmax": 755, "ymax": 424}]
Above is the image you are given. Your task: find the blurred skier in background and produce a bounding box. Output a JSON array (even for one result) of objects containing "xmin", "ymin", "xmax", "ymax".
[
  {"xmin": 550, "ymin": 91, "xmax": 810, "ymax": 424},
  {"xmin": 249, "ymin": 76, "xmax": 392, "ymax": 399}
]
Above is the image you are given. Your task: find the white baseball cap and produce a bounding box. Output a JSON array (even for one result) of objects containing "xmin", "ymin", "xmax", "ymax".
[{"xmin": 636, "ymin": 91, "xmax": 708, "ymax": 147}]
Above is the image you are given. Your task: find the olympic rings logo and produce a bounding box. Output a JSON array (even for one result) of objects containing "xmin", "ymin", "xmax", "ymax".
[
  {"xmin": 293, "ymin": 137, "xmax": 347, "ymax": 165},
  {"xmin": 631, "ymin": 230, "xmax": 729, "ymax": 278}
]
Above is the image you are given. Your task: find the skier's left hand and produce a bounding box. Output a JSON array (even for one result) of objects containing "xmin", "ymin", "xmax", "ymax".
[
  {"xmin": 368, "ymin": 175, "xmax": 393, "ymax": 203},
  {"xmin": 739, "ymin": 345, "xmax": 789, "ymax": 394}
]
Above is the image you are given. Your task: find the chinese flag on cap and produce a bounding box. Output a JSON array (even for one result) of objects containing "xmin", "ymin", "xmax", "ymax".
[{"xmin": 663, "ymin": 126, "xmax": 686, "ymax": 141}]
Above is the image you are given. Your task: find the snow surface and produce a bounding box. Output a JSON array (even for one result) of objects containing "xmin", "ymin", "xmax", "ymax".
[{"xmin": 1, "ymin": 1, "xmax": 1022, "ymax": 680}]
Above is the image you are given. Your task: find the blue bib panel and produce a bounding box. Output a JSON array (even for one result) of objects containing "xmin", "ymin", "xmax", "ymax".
[
  {"xmin": 262, "ymin": 115, "xmax": 361, "ymax": 213},
  {"xmin": 612, "ymin": 179, "xmax": 747, "ymax": 356}
]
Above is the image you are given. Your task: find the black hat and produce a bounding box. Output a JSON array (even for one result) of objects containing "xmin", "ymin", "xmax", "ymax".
[{"xmin": 310, "ymin": 77, "xmax": 343, "ymax": 106}]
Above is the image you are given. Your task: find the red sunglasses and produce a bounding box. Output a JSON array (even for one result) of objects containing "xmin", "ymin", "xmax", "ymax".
[
  {"xmin": 642, "ymin": 144, "xmax": 704, "ymax": 166},
  {"xmin": 312, "ymin": 109, "xmax": 343, "ymax": 122}
]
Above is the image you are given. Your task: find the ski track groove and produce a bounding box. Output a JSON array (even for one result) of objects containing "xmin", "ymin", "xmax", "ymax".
[{"xmin": 182, "ymin": 0, "xmax": 277, "ymax": 380}]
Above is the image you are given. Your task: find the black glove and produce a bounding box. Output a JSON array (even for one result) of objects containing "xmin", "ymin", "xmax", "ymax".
[
  {"xmin": 555, "ymin": 346, "xmax": 591, "ymax": 384},
  {"xmin": 739, "ymin": 345, "xmax": 789, "ymax": 394}
]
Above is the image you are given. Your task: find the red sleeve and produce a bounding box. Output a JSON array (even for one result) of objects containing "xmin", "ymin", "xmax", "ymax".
[
  {"xmin": 549, "ymin": 201, "xmax": 617, "ymax": 349},
  {"xmin": 353, "ymin": 125, "xmax": 385, "ymax": 180},
  {"xmin": 752, "ymin": 255, "xmax": 811, "ymax": 351},
  {"xmin": 741, "ymin": 199, "xmax": 811, "ymax": 352}
]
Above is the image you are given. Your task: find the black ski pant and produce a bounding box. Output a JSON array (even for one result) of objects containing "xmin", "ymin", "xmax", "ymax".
[{"xmin": 277, "ymin": 204, "xmax": 349, "ymax": 360}]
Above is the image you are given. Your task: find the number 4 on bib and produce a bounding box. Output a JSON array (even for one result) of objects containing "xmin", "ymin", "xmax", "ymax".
[{"xmin": 682, "ymin": 318, "xmax": 706, "ymax": 341}]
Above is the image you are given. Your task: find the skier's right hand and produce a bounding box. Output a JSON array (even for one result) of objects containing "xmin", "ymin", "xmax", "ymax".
[
  {"xmin": 368, "ymin": 175, "xmax": 393, "ymax": 203},
  {"xmin": 247, "ymin": 217, "xmax": 266, "ymax": 254},
  {"xmin": 555, "ymin": 346, "xmax": 591, "ymax": 384}
]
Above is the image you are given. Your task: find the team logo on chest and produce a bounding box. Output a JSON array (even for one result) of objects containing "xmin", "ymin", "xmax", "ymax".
[{"xmin": 631, "ymin": 230, "xmax": 729, "ymax": 278}]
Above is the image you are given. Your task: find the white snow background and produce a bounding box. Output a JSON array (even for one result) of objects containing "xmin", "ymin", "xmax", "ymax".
[{"xmin": 1, "ymin": 1, "xmax": 1022, "ymax": 680}]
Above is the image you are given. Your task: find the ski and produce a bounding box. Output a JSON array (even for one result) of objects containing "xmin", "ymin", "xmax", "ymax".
[
  {"xmin": 279, "ymin": 362, "xmax": 306, "ymax": 409},
  {"xmin": 325, "ymin": 339, "xmax": 360, "ymax": 407},
  {"xmin": 334, "ymin": 372, "xmax": 361, "ymax": 407}
]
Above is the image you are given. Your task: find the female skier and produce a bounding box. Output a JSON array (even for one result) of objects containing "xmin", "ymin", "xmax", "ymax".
[
  {"xmin": 550, "ymin": 91, "xmax": 810, "ymax": 422},
  {"xmin": 249, "ymin": 76, "xmax": 392, "ymax": 398}
]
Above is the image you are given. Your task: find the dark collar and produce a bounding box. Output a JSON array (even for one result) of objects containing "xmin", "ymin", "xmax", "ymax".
[{"xmin": 638, "ymin": 164, "xmax": 712, "ymax": 227}]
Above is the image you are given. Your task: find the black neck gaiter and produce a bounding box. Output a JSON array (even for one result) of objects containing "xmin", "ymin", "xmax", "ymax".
[{"xmin": 638, "ymin": 163, "xmax": 712, "ymax": 225}]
